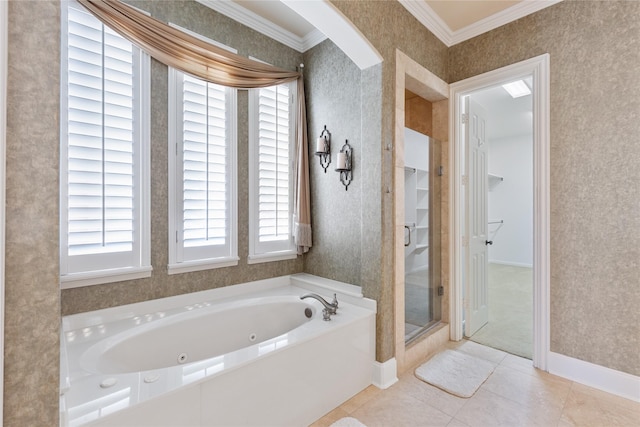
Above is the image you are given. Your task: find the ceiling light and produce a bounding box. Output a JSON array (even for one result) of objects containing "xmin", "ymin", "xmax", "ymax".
[{"xmin": 502, "ymin": 80, "xmax": 531, "ymax": 98}]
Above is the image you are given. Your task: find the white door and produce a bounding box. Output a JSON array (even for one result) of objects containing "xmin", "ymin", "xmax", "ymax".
[{"xmin": 464, "ymin": 98, "xmax": 489, "ymax": 337}]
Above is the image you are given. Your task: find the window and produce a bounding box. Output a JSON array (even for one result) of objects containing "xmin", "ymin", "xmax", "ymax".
[
  {"xmin": 248, "ymin": 82, "xmax": 296, "ymax": 263},
  {"xmin": 168, "ymin": 68, "xmax": 238, "ymax": 274},
  {"xmin": 60, "ymin": 1, "xmax": 150, "ymax": 288}
]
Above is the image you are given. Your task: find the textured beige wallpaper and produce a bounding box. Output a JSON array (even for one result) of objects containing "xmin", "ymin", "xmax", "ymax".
[
  {"xmin": 328, "ymin": 0, "xmax": 449, "ymax": 362},
  {"xmin": 449, "ymin": 0, "xmax": 640, "ymax": 376},
  {"xmin": 5, "ymin": 2, "xmax": 61, "ymax": 424}
]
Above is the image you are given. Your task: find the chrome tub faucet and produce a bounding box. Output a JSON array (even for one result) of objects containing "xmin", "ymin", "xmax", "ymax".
[{"xmin": 300, "ymin": 293, "xmax": 338, "ymax": 321}]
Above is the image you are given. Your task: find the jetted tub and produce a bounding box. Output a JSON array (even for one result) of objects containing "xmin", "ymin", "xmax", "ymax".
[{"xmin": 60, "ymin": 274, "xmax": 377, "ymax": 426}]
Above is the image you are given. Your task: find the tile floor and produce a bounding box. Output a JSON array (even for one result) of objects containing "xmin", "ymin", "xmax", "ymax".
[{"xmin": 310, "ymin": 341, "xmax": 640, "ymax": 427}]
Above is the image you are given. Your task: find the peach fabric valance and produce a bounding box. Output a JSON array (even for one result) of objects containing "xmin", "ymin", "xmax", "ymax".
[
  {"xmin": 77, "ymin": 0, "xmax": 300, "ymax": 88},
  {"xmin": 77, "ymin": 0, "xmax": 312, "ymax": 253}
]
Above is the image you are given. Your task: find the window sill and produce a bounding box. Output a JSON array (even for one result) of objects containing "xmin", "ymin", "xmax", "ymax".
[
  {"xmin": 60, "ymin": 266, "xmax": 153, "ymax": 289},
  {"xmin": 168, "ymin": 257, "xmax": 240, "ymax": 275},
  {"xmin": 247, "ymin": 251, "xmax": 297, "ymax": 265}
]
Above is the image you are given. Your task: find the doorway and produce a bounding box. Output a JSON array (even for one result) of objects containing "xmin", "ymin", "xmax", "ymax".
[
  {"xmin": 394, "ymin": 50, "xmax": 450, "ymax": 373},
  {"xmin": 449, "ymin": 54, "xmax": 550, "ymax": 370},
  {"xmin": 461, "ymin": 81, "xmax": 534, "ymax": 359}
]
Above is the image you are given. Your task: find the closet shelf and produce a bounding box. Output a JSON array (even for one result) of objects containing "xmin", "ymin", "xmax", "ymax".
[
  {"xmin": 415, "ymin": 244, "xmax": 429, "ymax": 251},
  {"xmin": 488, "ymin": 173, "xmax": 503, "ymax": 191}
]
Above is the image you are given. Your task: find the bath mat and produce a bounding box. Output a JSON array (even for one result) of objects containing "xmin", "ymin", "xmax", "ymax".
[
  {"xmin": 330, "ymin": 417, "xmax": 368, "ymax": 427},
  {"xmin": 415, "ymin": 349, "xmax": 496, "ymax": 398}
]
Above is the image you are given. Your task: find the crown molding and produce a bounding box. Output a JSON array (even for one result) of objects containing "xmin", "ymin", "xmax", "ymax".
[
  {"xmin": 302, "ymin": 28, "xmax": 328, "ymax": 52},
  {"xmin": 399, "ymin": 0, "xmax": 453, "ymax": 46},
  {"xmin": 196, "ymin": 0, "xmax": 326, "ymax": 53},
  {"xmin": 400, "ymin": 0, "xmax": 563, "ymax": 47}
]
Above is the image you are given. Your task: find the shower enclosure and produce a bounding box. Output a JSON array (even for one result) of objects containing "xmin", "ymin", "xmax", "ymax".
[{"xmin": 403, "ymin": 129, "xmax": 442, "ymax": 343}]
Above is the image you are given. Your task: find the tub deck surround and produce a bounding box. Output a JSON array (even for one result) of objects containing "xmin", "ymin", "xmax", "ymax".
[{"xmin": 60, "ymin": 274, "xmax": 377, "ymax": 426}]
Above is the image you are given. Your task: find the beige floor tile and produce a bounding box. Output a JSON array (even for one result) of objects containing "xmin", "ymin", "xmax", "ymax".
[
  {"xmin": 309, "ymin": 407, "xmax": 350, "ymax": 427},
  {"xmin": 339, "ymin": 385, "xmax": 382, "ymax": 414},
  {"xmin": 481, "ymin": 364, "xmax": 572, "ymax": 410},
  {"xmin": 559, "ymin": 383, "xmax": 640, "ymax": 427},
  {"xmin": 446, "ymin": 418, "xmax": 471, "ymax": 427},
  {"xmin": 447, "ymin": 339, "xmax": 507, "ymax": 365},
  {"xmin": 569, "ymin": 382, "xmax": 640, "ymax": 414},
  {"xmin": 395, "ymin": 370, "xmax": 468, "ymax": 417},
  {"xmin": 499, "ymin": 352, "xmax": 537, "ymax": 375},
  {"xmin": 455, "ymin": 388, "xmax": 562, "ymax": 427},
  {"xmin": 351, "ymin": 385, "xmax": 452, "ymax": 427}
]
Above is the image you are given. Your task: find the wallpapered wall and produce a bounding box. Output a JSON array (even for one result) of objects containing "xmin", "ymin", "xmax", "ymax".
[
  {"xmin": 6, "ymin": 0, "xmax": 638, "ymax": 425},
  {"xmin": 449, "ymin": 0, "xmax": 640, "ymax": 376},
  {"xmin": 6, "ymin": 1, "xmax": 307, "ymax": 423}
]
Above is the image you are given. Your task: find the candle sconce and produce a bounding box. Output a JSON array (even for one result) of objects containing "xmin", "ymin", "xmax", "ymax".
[
  {"xmin": 335, "ymin": 140, "xmax": 353, "ymax": 191},
  {"xmin": 314, "ymin": 125, "xmax": 331, "ymax": 173}
]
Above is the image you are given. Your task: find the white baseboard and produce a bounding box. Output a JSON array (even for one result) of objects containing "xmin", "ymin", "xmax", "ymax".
[
  {"xmin": 548, "ymin": 352, "xmax": 640, "ymax": 402},
  {"xmin": 372, "ymin": 357, "xmax": 398, "ymax": 389},
  {"xmin": 488, "ymin": 260, "xmax": 533, "ymax": 268}
]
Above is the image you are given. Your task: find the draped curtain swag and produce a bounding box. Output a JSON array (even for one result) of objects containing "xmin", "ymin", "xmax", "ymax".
[{"xmin": 78, "ymin": 0, "xmax": 312, "ymax": 251}]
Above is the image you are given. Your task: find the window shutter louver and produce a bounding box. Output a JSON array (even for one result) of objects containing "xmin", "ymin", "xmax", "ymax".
[
  {"xmin": 257, "ymin": 84, "xmax": 291, "ymax": 244},
  {"xmin": 169, "ymin": 66, "xmax": 237, "ymax": 272},
  {"xmin": 181, "ymin": 75, "xmax": 228, "ymax": 250},
  {"xmin": 61, "ymin": 1, "xmax": 150, "ymax": 287},
  {"xmin": 66, "ymin": 5, "xmax": 134, "ymax": 257}
]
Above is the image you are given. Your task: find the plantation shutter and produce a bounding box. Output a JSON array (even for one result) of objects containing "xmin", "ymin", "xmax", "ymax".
[
  {"xmin": 169, "ymin": 68, "xmax": 237, "ymax": 269},
  {"xmin": 182, "ymin": 75, "xmax": 228, "ymax": 252},
  {"xmin": 254, "ymin": 83, "xmax": 293, "ymax": 253},
  {"xmin": 63, "ymin": 2, "xmax": 141, "ymax": 273}
]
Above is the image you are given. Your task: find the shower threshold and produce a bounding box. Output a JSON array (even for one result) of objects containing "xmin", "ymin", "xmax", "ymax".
[{"xmin": 405, "ymin": 320, "xmax": 442, "ymax": 345}]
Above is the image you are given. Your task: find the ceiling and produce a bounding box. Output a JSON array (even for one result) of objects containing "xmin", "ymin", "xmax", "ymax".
[
  {"xmin": 197, "ymin": 0, "xmax": 562, "ymax": 52},
  {"xmin": 469, "ymin": 79, "xmax": 533, "ymax": 140}
]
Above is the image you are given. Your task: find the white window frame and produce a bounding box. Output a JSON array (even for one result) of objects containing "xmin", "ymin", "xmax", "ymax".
[
  {"xmin": 60, "ymin": 0, "xmax": 151, "ymax": 289},
  {"xmin": 248, "ymin": 80, "xmax": 297, "ymax": 264},
  {"xmin": 167, "ymin": 35, "xmax": 238, "ymax": 274}
]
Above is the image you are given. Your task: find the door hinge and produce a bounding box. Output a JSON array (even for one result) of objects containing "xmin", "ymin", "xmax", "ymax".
[
  {"xmin": 437, "ymin": 286, "xmax": 444, "ymax": 296},
  {"xmin": 438, "ymin": 166, "xmax": 444, "ymax": 176},
  {"xmin": 461, "ymin": 113, "xmax": 468, "ymax": 125}
]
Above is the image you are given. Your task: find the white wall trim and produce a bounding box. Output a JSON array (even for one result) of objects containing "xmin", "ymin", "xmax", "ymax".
[
  {"xmin": 372, "ymin": 358, "xmax": 398, "ymax": 389},
  {"xmin": 195, "ymin": 0, "xmax": 326, "ymax": 53},
  {"xmin": 399, "ymin": 0, "xmax": 562, "ymax": 47},
  {"xmin": 0, "ymin": 1, "xmax": 6, "ymax": 422},
  {"xmin": 548, "ymin": 352, "xmax": 640, "ymax": 403},
  {"xmin": 281, "ymin": 0, "xmax": 382, "ymax": 70},
  {"xmin": 449, "ymin": 54, "xmax": 551, "ymax": 371}
]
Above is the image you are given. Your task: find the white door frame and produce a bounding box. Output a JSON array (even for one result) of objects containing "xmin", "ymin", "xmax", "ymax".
[
  {"xmin": 0, "ymin": 0, "xmax": 7, "ymax": 421},
  {"xmin": 449, "ymin": 54, "xmax": 550, "ymax": 370}
]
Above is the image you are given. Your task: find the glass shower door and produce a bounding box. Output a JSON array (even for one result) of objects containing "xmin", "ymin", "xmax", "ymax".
[{"xmin": 404, "ymin": 131, "xmax": 442, "ymax": 343}]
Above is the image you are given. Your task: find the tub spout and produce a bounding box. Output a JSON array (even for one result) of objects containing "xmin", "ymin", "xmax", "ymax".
[{"xmin": 300, "ymin": 293, "xmax": 338, "ymax": 321}]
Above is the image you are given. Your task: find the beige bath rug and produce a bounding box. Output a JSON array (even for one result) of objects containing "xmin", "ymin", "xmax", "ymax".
[
  {"xmin": 415, "ymin": 349, "xmax": 496, "ymax": 398},
  {"xmin": 330, "ymin": 417, "xmax": 368, "ymax": 427}
]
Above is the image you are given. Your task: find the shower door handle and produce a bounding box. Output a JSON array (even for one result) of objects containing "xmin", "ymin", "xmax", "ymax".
[{"xmin": 404, "ymin": 226, "xmax": 411, "ymax": 247}]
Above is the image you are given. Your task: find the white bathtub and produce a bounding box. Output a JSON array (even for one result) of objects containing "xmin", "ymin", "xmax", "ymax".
[{"xmin": 60, "ymin": 274, "xmax": 377, "ymax": 426}]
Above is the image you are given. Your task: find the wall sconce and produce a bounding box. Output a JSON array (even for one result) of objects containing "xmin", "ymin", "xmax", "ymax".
[
  {"xmin": 335, "ymin": 140, "xmax": 353, "ymax": 191},
  {"xmin": 314, "ymin": 125, "xmax": 331, "ymax": 173}
]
